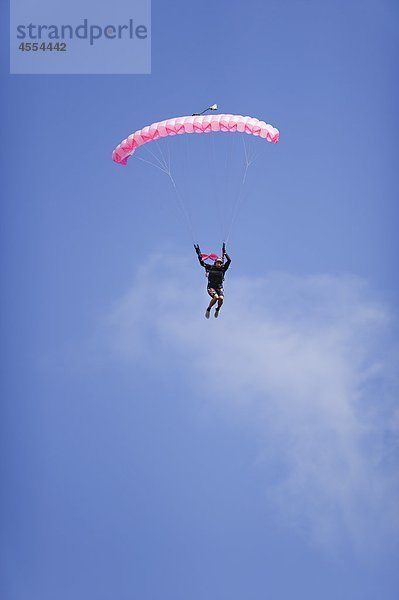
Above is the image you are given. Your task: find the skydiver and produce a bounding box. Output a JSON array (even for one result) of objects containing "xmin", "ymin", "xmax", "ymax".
[{"xmin": 194, "ymin": 242, "xmax": 231, "ymax": 319}]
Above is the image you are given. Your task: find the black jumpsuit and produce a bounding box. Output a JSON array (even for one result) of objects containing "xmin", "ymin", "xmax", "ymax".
[{"xmin": 198, "ymin": 254, "xmax": 231, "ymax": 297}]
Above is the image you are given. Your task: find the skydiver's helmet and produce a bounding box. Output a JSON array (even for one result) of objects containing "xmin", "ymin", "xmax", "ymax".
[{"xmin": 214, "ymin": 257, "xmax": 224, "ymax": 266}]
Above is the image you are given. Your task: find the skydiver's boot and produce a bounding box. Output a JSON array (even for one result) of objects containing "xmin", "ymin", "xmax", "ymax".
[
  {"xmin": 205, "ymin": 308, "xmax": 211, "ymax": 319},
  {"xmin": 214, "ymin": 308, "xmax": 220, "ymax": 318}
]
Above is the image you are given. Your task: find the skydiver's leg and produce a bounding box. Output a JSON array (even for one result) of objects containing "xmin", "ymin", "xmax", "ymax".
[
  {"xmin": 215, "ymin": 289, "xmax": 224, "ymax": 316},
  {"xmin": 208, "ymin": 295, "xmax": 219, "ymax": 310},
  {"xmin": 206, "ymin": 288, "xmax": 218, "ymax": 318}
]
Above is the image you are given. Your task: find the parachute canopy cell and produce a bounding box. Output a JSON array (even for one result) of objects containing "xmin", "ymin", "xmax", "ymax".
[{"xmin": 112, "ymin": 114, "xmax": 280, "ymax": 166}]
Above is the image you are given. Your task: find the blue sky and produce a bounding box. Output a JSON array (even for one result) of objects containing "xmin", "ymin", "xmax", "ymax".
[{"xmin": 1, "ymin": 1, "xmax": 398, "ymax": 599}]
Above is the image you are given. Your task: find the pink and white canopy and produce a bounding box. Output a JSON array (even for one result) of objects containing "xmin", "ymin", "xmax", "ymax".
[{"xmin": 112, "ymin": 114, "xmax": 279, "ymax": 165}]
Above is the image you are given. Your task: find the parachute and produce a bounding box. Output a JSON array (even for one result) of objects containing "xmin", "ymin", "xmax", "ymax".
[
  {"xmin": 112, "ymin": 107, "xmax": 279, "ymax": 242},
  {"xmin": 112, "ymin": 113, "xmax": 279, "ymax": 166}
]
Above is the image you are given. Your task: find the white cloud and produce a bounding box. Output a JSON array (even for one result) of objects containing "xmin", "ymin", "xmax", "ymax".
[{"xmin": 102, "ymin": 253, "xmax": 399, "ymax": 553}]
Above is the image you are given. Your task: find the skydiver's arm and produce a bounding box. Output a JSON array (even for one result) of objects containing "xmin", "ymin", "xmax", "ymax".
[
  {"xmin": 223, "ymin": 253, "xmax": 231, "ymax": 271},
  {"xmin": 194, "ymin": 243, "xmax": 206, "ymax": 268},
  {"xmin": 198, "ymin": 255, "xmax": 208, "ymax": 268}
]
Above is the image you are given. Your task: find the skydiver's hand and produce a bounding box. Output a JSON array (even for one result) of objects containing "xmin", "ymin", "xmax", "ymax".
[
  {"xmin": 222, "ymin": 242, "xmax": 226, "ymax": 256},
  {"xmin": 194, "ymin": 243, "xmax": 201, "ymax": 256}
]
